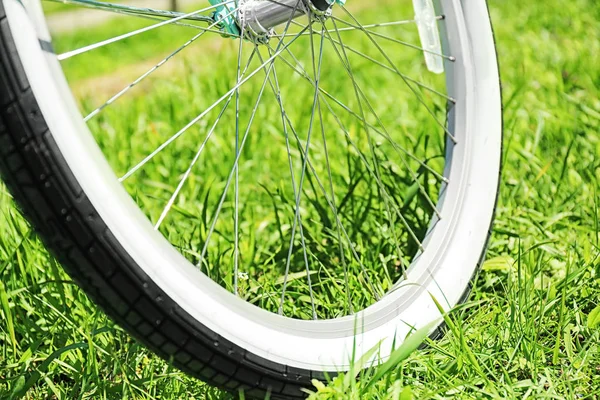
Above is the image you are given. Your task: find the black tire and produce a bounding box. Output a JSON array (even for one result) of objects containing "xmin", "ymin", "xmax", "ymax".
[{"xmin": 0, "ymin": 2, "xmax": 325, "ymax": 398}]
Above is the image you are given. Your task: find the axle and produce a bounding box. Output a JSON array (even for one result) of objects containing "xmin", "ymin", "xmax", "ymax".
[
  {"xmin": 210, "ymin": 0, "xmax": 345, "ymax": 39},
  {"xmin": 240, "ymin": 0, "xmax": 310, "ymax": 36}
]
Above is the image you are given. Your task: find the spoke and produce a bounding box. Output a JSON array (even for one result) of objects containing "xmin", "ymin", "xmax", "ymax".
[
  {"xmin": 330, "ymin": 16, "xmax": 439, "ymax": 30},
  {"xmin": 264, "ymin": 44, "xmax": 380, "ymax": 302},
  {"xmin": 196, "ymin": 1, "xmax": 307, "ymax": 278},
  {"xmin": 257, "ymin": 43, "xmax": 353, "ymax": 316},
  {"xmin": 284, "ymin": 16, "xmax": 454, "ymax": 102},
  {"xmin": 321, "ymin": 31, "xmax": 455, "ymax": 102},
  {"xmin": 319, "ymin": 88, "xmax": 447, "ymax": 183},
  {"xmin": 153, "ymin": 49, "xmax": 257, "ymax": 230},
  {"xmin": 331, "ymin": 16, "xmax": 454, "ymax": 60},
  {"xmin": 274, "ymin": 45, "xmax": 447, "ymax": 184},
  {"xmin": 282, "ymin": 16, "xmax": 437, "ymax": 37},
  {"xmin": 314, "ymin": 73, "xmax": 353, "ymax": 315},
  {"xmin": 233, "ymin": 14, "xmax": 244, "ymax": 297},
  {"xmin": 285, "ymin": 16, "xmax": 453, "ymax": 62},
  {"xmin": 196, "ymin": 69, "xmax": 271, "ymax": 275},
  {"xmin": 338, "ymin": 6, "xmax": 457, "ymax": 143},
  {"xmin": 326, "ymin": 98, "xmax": 427, "ymax": 252},
  {"xmin": 272, "ymin": 46, "xmax": 447, "ymax": 186},
  {"xmin": 326, "ymin": 19, "xmax": 407, "ymax": 275},
  {"xmin": 329, "ymin": 18, "xmax": 442, "ymax": 220},
  {"xmin": 258, "ymin": 48, "xmax": 318, "ymax": 318},
  {"xmin": 57, "ymin": 3, "xmax": 231, "ymax": 60},
  {"xmin": 271, "ymin": 45, "xmax": 429, "ymax": 251},
  {"xmin": 281, "ymin": 100, "xmax": 381, "ymax": 300},
  {"xmin": 45, "ymin": 0, "xmax": 215, "ymax": 23},
  {"xmin": 122, "ymin": 14, "xmax": 237, "ymax": 37},
  {"xmin": 278, "ymin": 20, "xmax": 324, "ymax": 320},
  {"xmin": 48, "ymin": 0, "xmax": 226, "ymax": 35},
  {"xmin": 84, "ymin": 6, "xmax": 242, "ymax": 121},
  {"xmin": 119, "ymin": 26, "xmax": 308, "ymax": 182},
  {"xmin": 274, "ymin": 99, "xmax": 382, "ymax": 300}
]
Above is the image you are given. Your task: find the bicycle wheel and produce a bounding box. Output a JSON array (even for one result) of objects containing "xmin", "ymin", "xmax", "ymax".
[{"xmin": 0, "ymin": 0, "xmax": 501, "ymax": 397}]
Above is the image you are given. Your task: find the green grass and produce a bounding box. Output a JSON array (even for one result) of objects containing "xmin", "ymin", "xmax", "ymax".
[{"xmin": 2, "ymin": 0, "xmax": 600, "ymax": 398}]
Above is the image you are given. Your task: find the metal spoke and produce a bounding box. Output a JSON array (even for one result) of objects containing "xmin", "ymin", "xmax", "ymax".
[
  {"xmin": 153, "ymin": 49, "xmax": 258, "ymax": 230},
  {"xmin": 45, "ymin": 0, "xmax": 215, "ymax": 23},
  {"xmin": 330, "ymin": 15, "xmax": 454, "ymax": 60},
  {"xmin": 325, "ymin": 18, "xmax": 408, "ymax": 277},
  {"xmin": 318, "ymin": 88, "xmax": 447, "ymax": 183},
  {"xmin": 321, "ymin": 31, "xmax": 455, "ymax": 102},
  {"xmin": 196, "ymin": 67, "xmax": 272, "ymax": 276},
  {"xmin": 256, "ymin": 43, "xmax": 354, "ymax": 316},
  {"xmin": 57, "ymin": 3, "xmax": 230, "ymax": 60},
  {"xmin": 270, "ymin": 44, "xmax": 430, "ymax": 251},
  {"xmin": 281, "ymin": 102, "xmax": 381, "ymax": 300},
  {"xmin": 263, "ymin": 41, "xmax": 380, "ymax": 301},
  {"xmin": 329, "ymin": 18, "xmax": 442, "ymax": 219},
  {"xmin": 84, "ymin": 6, "xmax": 242, "ymax": 121},
  {"xmin": 257, "ymin": 49, "xmax": 318, "ymax": 317},
  {"xmin": 273, "ymin": 44, "xmax": 447, "ymax": 184},
  {"xmin": 119, "ymin": 26, "xmax": 308, "ymax": 182},
  {"xmin": 281, "ymin": 16, "xmax": 438, "ymax": 37},
  {"xmin": 273, "ymin": 41, "xmax": 447, "ymax": 180},
  {"xmin": 47, "ymin": 1, "xmax": 227, "ymax": 35},
  {"xmin": 117, "ymin": 13, "xmax": 237, "ymax": 37},
  {"xmin": 330, "ymin": 16, "xmax": 438, "ymax": 30},
  {"xmin": 278, "ymin": 19, "xmax": 324, "ymax": 320},
  {"xmin": 314, "ymin": 71, "xmax": 354, "ymax": 315},
  {"xmin": 285, "ymin": 15, "xmax": 454, "ymax": 62},
  {"xmin": 338, "ymin": 6, "xmax": 456, "ymax": 143},
  {"xmin": 233, "ymin": 12, "xmax": 244, "ymax": 297},
  {"xmin": 196, "ymin": 1, "xmax": 307, "ymax": 278},
  {"xmin": 283, "ymin": 16, "xmax": 454, "ymax": 103}
]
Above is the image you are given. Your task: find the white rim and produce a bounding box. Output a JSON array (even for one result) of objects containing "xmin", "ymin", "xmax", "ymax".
[{"xmin": 5, "ymin": 0, "xmax": 501, "ymax": 370}]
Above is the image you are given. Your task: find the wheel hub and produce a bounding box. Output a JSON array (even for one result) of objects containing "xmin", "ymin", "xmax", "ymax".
[{"xmin": 209, "ymin": 0, "xmax": 345, "ymax": 40}]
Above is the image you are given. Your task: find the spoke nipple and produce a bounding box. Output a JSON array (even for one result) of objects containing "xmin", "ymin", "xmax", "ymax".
[{"xmin": 449, "ymin": 56, "xmax": 457, "ymax": 62}]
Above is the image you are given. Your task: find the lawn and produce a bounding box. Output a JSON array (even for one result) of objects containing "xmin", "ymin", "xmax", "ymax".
[{"xmin": 1, "ymin": 0, "xmax": 600, "ymax": 399}]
